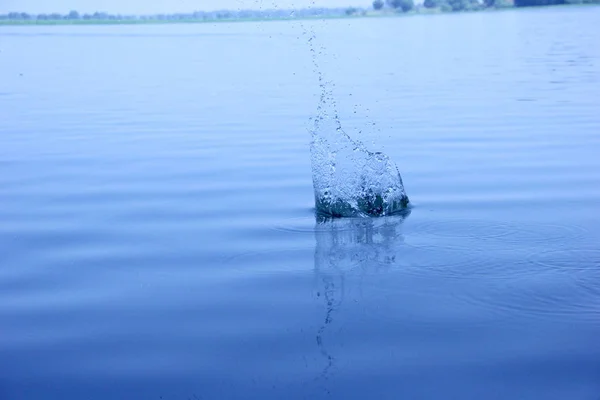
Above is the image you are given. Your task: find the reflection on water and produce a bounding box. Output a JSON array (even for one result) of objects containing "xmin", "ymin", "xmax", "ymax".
[
  {"xmin": 312, "ymin": 212, "xmax": 410, "ymax": 384},
  {"xmin": 314, "ymin": 212, "xmax": 410, "ymax": 274}
]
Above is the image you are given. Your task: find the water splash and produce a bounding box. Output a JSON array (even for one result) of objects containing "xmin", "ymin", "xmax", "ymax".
[{"xmin": 304, "ymin": 26, "xmax": 410, "ymax": 219}]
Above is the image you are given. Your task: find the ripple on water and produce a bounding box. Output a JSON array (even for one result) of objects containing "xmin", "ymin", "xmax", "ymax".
[
  {"xmin": 460, "ymin": 277, "xmax": 600, "ymax": 323},
  {"xmin": 455, "ymin": 248, "xmax": 600, "ymax": 323},
  {"xmin": 387, "ymin": 244, "xmax": 522, "ymax": 280},
  {"xmin": 529, "ymin": 248, "xmax": 600, "ymax": 297},
  {"xmin": 271, "ymin": 216, "xmax": 548, "ymax": 280},
  {"xmin": 271, "ymin": 213, "xmax": 410, "ymax": 235},
  {"xmin": 222, "ymin": 242, "xmax": 599, "ymax": 324},
  {"xmin": 405, "ymin": 218, "xmax": 588, "ymax": 245},
  {"xmin": 229, "ymin": 239, "xmax": 500, "ymax": 282},
  {"xmin": 222, "ymin": 248, "xmax": 313, "ymax": 276}
]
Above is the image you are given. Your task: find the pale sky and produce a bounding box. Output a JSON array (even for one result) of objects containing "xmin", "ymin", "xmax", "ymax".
[{"xmin": 1, "ymin": 0, "xmax": 370, "ymax": 14}]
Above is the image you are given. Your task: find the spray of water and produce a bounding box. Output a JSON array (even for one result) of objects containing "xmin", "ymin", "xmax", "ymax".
[
  {"xmin": 252, "ymin": 0, "xmax": 409, "ymax": 218},
  {"xmin": 302, "ymin": 22, "xmax": 410, "ymax": 218}
]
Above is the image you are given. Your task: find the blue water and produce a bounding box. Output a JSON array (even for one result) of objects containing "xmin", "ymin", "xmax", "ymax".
[{"xmin": 1, "ymin": 6, "xmax": 600, "ymax": 400}]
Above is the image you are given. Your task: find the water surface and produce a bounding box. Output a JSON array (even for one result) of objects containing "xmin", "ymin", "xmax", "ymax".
[{"xmin": 1, "ymin": 7, "xmax": 600, "ymax": 400}]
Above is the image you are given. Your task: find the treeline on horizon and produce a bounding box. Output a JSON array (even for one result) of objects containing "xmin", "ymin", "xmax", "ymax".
[
  {"xmin": 0, "ymin": 8, "xmax": 350, "ymax": 22},
  {"xmin": 377, "ymin": 0, "xmax": 598, "ymax": 12},
  {"xmin": 1, "ymin": 0, "xmax": 598, "ymax": 23}
]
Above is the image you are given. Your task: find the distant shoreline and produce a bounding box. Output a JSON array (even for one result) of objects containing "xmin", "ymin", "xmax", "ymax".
[
  {"xmin": 0, "ymin": 16, "xmax": 332, "ymax": 27},
  {"xmin": 1, "ymin": 4, "xmax": 598, "ymax": 27},
  {"xmin": 0, "ymin": 12, "xmax": 400, "ymax": 27}
]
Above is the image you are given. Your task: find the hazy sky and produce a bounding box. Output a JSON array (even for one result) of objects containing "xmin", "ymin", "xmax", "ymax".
[{"xmin": 1, "ymin": 0, "xmax": 369, "ymax": 14}]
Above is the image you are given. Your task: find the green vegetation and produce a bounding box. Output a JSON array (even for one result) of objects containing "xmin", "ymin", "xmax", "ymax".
[
  {"xmin": 1, "ymin": 0, "xmax": 599, "ymax": 26},
  {"xmin": 388, "ymin": 0, "xmax": 416, "ymax": 12},
  {"xmin": 373, "ymin": 0, "xmax": 386, "ymax": 10},
  {"xmin": 514, "ymin": 0, "xmax": 598, "ymax": 5},
  {"xmin": 0, "ymin": 8, "xmax": 357, "ymax": 25}
]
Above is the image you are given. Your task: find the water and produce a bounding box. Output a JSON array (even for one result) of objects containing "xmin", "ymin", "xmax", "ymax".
[
  {"xmin": 1, "ymin": 6, "xmax": 600, "ymax": 399},
  {"xmin": 307, "ymin": 25, "xmax": 409, "ymax": 218}
]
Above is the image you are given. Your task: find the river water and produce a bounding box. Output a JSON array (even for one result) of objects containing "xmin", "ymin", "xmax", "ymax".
[{"xmin": 1, "ymin": 6, "xmax": 600, "ymax": 400}]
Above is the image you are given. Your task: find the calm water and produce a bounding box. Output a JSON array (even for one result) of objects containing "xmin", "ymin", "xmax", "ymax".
[{"xmin": 2, "ymin": 6, "xmax": 600, "ymax": 400}]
